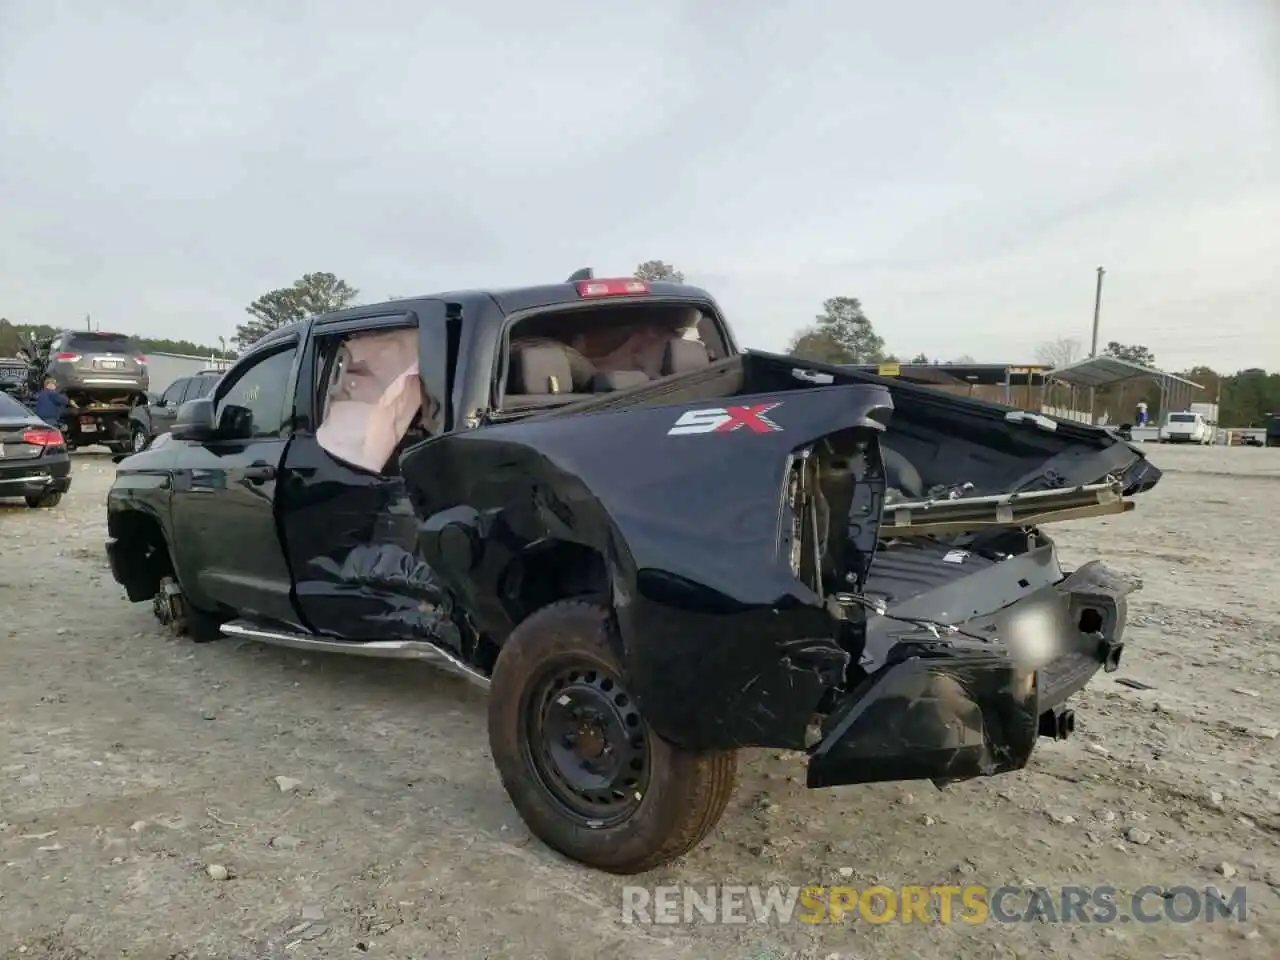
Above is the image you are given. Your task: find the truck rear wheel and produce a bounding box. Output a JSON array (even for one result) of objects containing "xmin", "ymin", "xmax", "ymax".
[{"xmin": 487, "ymin": 600, "xmax": 737, "ymax": 874}]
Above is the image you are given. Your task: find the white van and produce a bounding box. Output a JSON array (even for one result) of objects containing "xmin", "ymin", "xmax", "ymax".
[{"xmin": 1159, "ymin": 411, "xmax": 1213, "ymax": 444}]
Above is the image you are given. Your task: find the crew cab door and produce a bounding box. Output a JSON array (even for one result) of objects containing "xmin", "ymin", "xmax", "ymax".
[
  {"xmin": 277, "ymin": 304, "xmax": 457, "ymax": 643},
  {"xmin": 168, "ymin": 338, "xmax": 301, "ymax": 627},
  {"xmin": 149, "ymin": 378, "xmax": 190, "ymax": 435}
]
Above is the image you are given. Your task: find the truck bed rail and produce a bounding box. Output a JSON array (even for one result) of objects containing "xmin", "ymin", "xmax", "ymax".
[{"xmin": 882, "ymin": 479, "xmax": 1130, "ymax": 537}]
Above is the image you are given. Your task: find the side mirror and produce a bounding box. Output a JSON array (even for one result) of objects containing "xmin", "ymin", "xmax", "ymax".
[
  {"xmin": 170, "ymin": 398, "xmax": 217, "ymax": 441},
  {"xmin": 217, "ymin": 403, "xmax": 254, "ymax": 440}
]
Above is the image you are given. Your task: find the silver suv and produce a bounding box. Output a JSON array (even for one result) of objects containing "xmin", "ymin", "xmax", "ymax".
[{"xmin": 43, "ymin": 331, "xmax": 150, "ymax": 394}]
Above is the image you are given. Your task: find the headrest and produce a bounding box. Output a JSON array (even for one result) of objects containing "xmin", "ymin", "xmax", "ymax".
[
  {"xmin": 661, "ymin": 339, "xmax": 710, "ymax": 376},
  {"xmin": 509, "ymin": 344, "xmax": 572, "ymax": 395},
  {"xmin": 592, "ymin": 369, "xmax": 651, "ymax": 392}
]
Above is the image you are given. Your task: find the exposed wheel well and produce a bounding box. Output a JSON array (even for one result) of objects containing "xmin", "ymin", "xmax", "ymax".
[
  {"xmin": 108, "ymin": 510, "xmax": 173, "ymax": 602},
  {"xmin": 501, "ymin": 540, "xmax": 610, "ymax": 627}
]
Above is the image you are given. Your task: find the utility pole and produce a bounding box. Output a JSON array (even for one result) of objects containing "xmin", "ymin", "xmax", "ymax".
[
  {"xmin": 1089, "ymin": 266, "xmax": 1105, "ymax": 357},
  {"xmin": 85, "ymin": 313, "xmax": 91, "ymax": 332}
]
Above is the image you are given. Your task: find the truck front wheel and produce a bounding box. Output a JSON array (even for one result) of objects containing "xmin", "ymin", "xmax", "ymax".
[
  {"xmin": 487, "ymin": 600, "xmax": 737, "ymax": 874},
  {"xmin": 153, "ymin": 576, "xmax": 224, "ymax": 643}
]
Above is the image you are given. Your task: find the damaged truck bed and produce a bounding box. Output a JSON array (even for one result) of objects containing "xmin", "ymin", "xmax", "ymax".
[{"xmin": 105, "ymin": 270, "xmax": 1160, "ymax": 874}]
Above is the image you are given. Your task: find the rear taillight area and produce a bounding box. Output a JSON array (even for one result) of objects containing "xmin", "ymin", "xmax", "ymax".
[
  {"xmin": 23, "ymin": 428, "xmax": 65, "ymax": 447},
  {"xmin": 55, "ymin": 352, "xmax": 81, "ymax": 362},
  {"xmin": 135, "ymin": 355, "xmax": 148, "ymax": 364},
  {"xmin": 783, "ymin": 448, "xmax": 820, "ymax": 588},
  {"xmin": 779, "ymin": 429, "xmax": 886, "ymax": 598}
]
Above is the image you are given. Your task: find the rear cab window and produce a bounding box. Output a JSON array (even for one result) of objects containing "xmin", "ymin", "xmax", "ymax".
[{"xmin": 497, "ymin": 294, "xmax": 731, "ymax": 411}]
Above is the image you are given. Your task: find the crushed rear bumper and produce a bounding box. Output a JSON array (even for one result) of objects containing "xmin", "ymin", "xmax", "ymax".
[
  {"xmin": 807, "ymin": 561, "xmax": 1130, "ymax": 788},
  {"xmin": 807, "ymin": 654, "xmax": 1039, "ymax": 787}
]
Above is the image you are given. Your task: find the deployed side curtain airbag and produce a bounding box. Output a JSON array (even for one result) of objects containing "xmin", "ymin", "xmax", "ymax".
[{"xmin": 316, "ymin": 328, "xmax": 421, "ymax": 473}]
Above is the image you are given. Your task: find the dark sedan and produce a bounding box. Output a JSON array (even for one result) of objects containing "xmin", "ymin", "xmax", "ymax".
[{"xmin": 0, "ymin": 391, "xmax": 71, "ymax": 508}]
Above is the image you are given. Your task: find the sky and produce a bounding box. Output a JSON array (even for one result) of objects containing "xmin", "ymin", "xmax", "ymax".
[{"xmin": 1, "ymin": 0, "xmax": 1277, "ymax": 373}]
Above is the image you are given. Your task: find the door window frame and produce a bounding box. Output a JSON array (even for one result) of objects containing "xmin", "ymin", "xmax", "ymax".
[
  {"xmin": 185, "ymin": 375, "xmax": 216, "ymax": 401},
  {"xmin": 299, "ymin": 313, "xmax": 422, "ymax": 476},
  {"xmin": 208, "ymin": 337, "xmax": 301, "ymax": 443},
  {"xmin": 294, "ymin": 312, "xmax": 418, "ymax": 436},
  {"xmin": 160, "ymin": 379, "xmax": 189, "ymax": 406}
]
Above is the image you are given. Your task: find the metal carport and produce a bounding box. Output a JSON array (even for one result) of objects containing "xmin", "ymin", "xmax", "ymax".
[{"xmin": 1045, "ymin": 356, "xmax": 1202, "ymax": 424}]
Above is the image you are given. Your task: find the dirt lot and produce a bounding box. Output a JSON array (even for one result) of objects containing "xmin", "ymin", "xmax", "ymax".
[{"xmin": 1, "ymin": 444, "xmax": 1277, "ymax": 959}]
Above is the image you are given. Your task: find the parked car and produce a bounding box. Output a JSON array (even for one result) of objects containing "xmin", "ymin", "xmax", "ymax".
[
  {"xmin": 105, "ymin": 271, "xmax": 1161, "ymax": 874},
  {"xmin": 1159, "ymin": 411, "xmax": 1213, "ymax": 444},
  {"xmin": 0, "ymin": 390, "xmax": 71, "ymax": 507},
  {"xmin": 0, "ymin": 356, "xmax": 27, "ymax": 395},
  {"xmin": 37, "ymin": 330, "xmax": 150, "ymax": 395},
  {"xmin": 1266, "ymin": 413, "xmax": 1280, "ymax": 448},
  {"xmin": 126, "ymin": 370, "xmax": 221, "ymax": 453}
]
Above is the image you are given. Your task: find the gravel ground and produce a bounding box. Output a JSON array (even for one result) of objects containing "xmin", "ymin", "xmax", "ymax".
[{"xmin": 1, "ymin": 444, "xmax": 1277, "ymax": 959}]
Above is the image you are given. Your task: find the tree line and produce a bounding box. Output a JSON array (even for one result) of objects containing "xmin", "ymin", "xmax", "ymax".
[{"xmin": 6, "ymin": 261, "xmax": 1275, "ymax": 426}]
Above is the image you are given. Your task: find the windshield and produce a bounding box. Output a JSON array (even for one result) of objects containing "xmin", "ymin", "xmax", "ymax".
[
  {"xmin": 0, "ymin": 392, "xmax": 33, "ymax": 419},
  {"xmin": 1169, "ymin": 413, "xmax": 1196, "ymax": 423}
]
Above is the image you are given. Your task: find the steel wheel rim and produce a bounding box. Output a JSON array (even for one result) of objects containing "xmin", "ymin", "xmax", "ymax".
[{"xmin": 521, "ymin": 659, "xmax": 651, "ymax": 827}]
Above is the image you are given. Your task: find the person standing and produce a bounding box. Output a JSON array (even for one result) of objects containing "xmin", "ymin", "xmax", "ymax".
[{"xmin": 33, "ymin": 377, "xmax": 70, "ymax": 426}]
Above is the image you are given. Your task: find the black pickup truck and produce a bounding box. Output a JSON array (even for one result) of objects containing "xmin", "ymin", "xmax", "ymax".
[{"xmin": 105, "ymin": 271, "xmax": 1160, "ymax": 873}]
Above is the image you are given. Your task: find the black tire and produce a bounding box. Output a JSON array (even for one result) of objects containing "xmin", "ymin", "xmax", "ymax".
[
  {"xmin": 24, "ymin": 491, "xmax": 62, "ymax": 508},
  {"xmin": 488, "ymin": 600, "xmax": 737, "ymax": 874},
  {"xmin": 129, "ymin": 425, "xmax": 150, "ymax": 453}
]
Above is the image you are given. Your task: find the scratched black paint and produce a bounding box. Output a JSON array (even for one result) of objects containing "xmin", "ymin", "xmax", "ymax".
[
  {"xmin": 400, "ymin": 376, "xmax": 894, "ymax": 750},
  {"xmin": 105, "ymin": 283, "xmax": 1163, "ymax": 793}
]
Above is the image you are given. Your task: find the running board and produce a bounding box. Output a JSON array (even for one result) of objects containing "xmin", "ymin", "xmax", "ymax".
[{"xmin": 219, "ymin": 620, "xmax": 490, "ymax": 690}]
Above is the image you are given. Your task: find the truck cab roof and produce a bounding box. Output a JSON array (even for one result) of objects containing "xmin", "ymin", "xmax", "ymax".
[{"xmin": 296, "ymin": 276, "xmax": 719, "ymax": 330}]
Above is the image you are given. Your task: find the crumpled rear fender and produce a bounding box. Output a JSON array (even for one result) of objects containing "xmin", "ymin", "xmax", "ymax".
[{"xmin": 400, "ymin": 383, "xmax": 894, "ymax": 750}]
